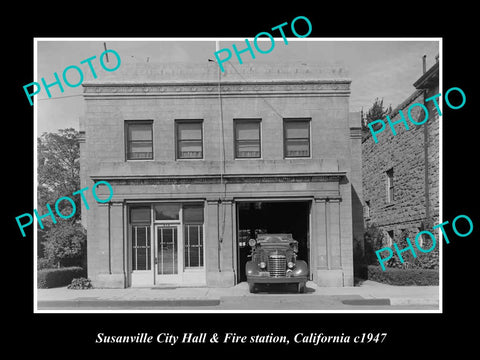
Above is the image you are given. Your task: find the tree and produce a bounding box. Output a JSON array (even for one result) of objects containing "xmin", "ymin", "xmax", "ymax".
[
  {"xmin": 362, "ymin": 98, "xmax": 392, "ymax": 134},
  {"xmin": 37, "ymin": 128, "xmax": 84, "ymax": 268},
  {"xmin": 43, "ymin": 222, "xmax": 86, "ymax": 268},
  {"xmin": 37, "ymin": 128, "xmax": 80, "ymax": 223}
]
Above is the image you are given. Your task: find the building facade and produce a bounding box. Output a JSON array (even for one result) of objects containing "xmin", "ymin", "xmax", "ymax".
[
  {"xmin": 362, "ymin": 60, "xmax": 439, "ymax": 253},
  {"xmin": 79, "ymin": 62, "xmax": 363, "ymax": 288}
]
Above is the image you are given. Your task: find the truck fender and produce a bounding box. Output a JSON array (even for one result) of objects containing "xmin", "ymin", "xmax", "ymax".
[
  {"xmin": 293, "ymin": 260, "xmax": 309, "ymax": 277},
  {"xmin": 246, "ymin": 261, "xmax": 260, "ymax": 276}
]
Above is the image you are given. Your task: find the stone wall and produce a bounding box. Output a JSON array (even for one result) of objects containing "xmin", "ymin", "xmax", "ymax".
[{"xmin": 362, "ymin": 81, "xmax": 440, "ymax": 246}]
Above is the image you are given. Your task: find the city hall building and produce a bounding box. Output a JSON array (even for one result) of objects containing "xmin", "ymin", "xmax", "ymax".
[{"xmin": 79, "ymin": 62, "xmax": 363, "ymax": 288}]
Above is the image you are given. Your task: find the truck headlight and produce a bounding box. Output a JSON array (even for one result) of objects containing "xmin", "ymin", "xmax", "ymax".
[
  {"xmin": 259, "ymin": 261, "xmax": 266, "ymax": 269},
  {"xmin": 287, "ymin": 261, "xmax": 295, "ymax": 269}
]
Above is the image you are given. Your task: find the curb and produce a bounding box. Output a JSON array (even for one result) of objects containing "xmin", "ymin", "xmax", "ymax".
[
  {"xmin": 342, "ymin": 297, "xmax": 439, "ymax": 306},
  {"xmin": 389, "ymin": 298, "xmax": 439, "ymax": 306},
  {"xmin": 37, "ymin": 298, "xmax": 221, "ymax": 309}
]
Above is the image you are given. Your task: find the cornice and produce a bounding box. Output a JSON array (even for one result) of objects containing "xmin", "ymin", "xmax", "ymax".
[
  {"xmin": 89, "ymin": 172, "xmax": 346, "ymax": 185},
  {"xmin": 83, "ymin": 80, "xmax": 351, "ymax": 99}
]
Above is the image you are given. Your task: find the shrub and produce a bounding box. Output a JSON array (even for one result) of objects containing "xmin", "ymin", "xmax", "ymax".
[
  {"xmin": 387, "ymin": 227, "xmax": 439, "ymax": 270},
  {"xmin": 43, "ymin": 222, "xmax": 86, "ymax": 268},
  {"xmin": 37, "ymin": 257, "xmax": 54, "ymax": 270},
  {"xmin": 364, "ymin": 222, "xmax": 385, "ymax": 265},
  {"xmin": 37, "ymin": 267, "xmax": 85, "ymax": 288},
  {"xmin": 68, "ymin": 277, "xmax": 92, "ymax": 290},
  {"xmin": 367, "ymin": 265, "xmax": 439, "ymax": 286}
]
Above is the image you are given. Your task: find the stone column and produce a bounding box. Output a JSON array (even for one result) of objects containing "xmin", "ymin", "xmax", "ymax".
[
  {"xmin": 327, "ymin": 198, "xmax": 342, "ymax": 269},
  {"xmin": 313, "ymin": 198, "xmax": 328, "ymax": 270},
  {"xmin": 95, "ymin": 201, "xmax": 126, "ymax": 288},
  {"xmin": 205, "ymin": 198, "xmax": 220, "ymax": 286},
  {"xmin": 219, "ymin": 199, "xmax": 235, "ymax": 285},
  {"xmin": 314, "ymin": 197, "xmax": 344, "ymax": 287},
  {"xmin": 88, "ymin": 202, "xmax": 109, "ymax": 287}
]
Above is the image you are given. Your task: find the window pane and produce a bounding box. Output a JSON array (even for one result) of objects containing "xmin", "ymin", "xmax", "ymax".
[
  {"xmin": 129, "ymin": 124, "xmax": 152, "ymax": 141},
  {"xmin": 236, "ymin": 121, "xmax": 260, "ymax": 140},
  {"xmin": 130, "ymin": 207, "xmax": 151, "ymax": 223},
  {"xmin": 285, "ymin": 139, "xmax": 309, "ymax": 157},
  {"xmin": 136, "ymin": 227, "xmax": 147, "ymax": 247},
  {"xmin": 285, "ymin": 121, "xmax": 309, "ymax": 138},
  {"xmin": 237, "ymin": 140, "xmax": 260, "ymax": 157},
  {"xmin": 129, "ymin": 142, "xmax": 153, "ymax": 159},
  {"xmin": 178, "ymin": 122, "xmax": 202, "ymax": 140},
  {"xmin": 183, "ymin": 205, "xmax": 204, "ymax": 223},
  {"xmin": 189, "ymin": 226, "xmax": 199, "ymax": 246},
  {"xmin": 178, "ymin": 140, "xmax": 202, "ymax": 158},
  {"xmin": 154, "ymin": 203, "xmax": 180, "ymax": 221},
  {"xmin": 189, "ymin": 247, "xmax": 200, "ymax": 267}
]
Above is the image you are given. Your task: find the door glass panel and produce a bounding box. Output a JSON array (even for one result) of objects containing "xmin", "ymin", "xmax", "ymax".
[{"xmin": 157, "ymin": 227, "xmax": 178, "ymax": 275}]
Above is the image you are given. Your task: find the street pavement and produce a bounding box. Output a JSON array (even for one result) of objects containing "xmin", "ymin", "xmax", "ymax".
[{"xmin": 36, "ymin": 280, "xmax": 439, "ymax": 311}]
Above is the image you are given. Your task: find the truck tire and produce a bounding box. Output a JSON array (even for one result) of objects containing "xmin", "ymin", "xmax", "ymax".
[{"xmin": 298, "ymin": 282, "xmax": 306, "ymax": 294}]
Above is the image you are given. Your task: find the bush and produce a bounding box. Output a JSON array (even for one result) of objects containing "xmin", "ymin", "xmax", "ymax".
[
  {"xmin": 37, "ymin": 257, "xmax": 54, "ymax": 270},
  {"xmin": 386, "ymin": 228, "xmax": 439, "ymax": 270},
  {"xmin": 37, "ymin": 267, "xmax": 85, "ymax": 288},
  {"xmin": 364, "ymin": 222, "xmax": 385, "ymax": 265},
  {"xmin": 43, "ymin": 222, "xmax": 86, "ymax": 268},
  {"xmin": 68, "ymin": 277, "xmax": 92, "ymax": 290},
  {"xmin": 367, "ymin": 265, "xmax": 439, "ymax": 286}
]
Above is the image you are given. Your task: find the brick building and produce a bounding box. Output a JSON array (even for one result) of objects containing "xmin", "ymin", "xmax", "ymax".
[
  {"xmin": 362, "ymin": 59, "xmax": 439, "ymax": 253},
  {"xmin": 79, "ymin": 62, "xmax": 363, "ymax": 288}
]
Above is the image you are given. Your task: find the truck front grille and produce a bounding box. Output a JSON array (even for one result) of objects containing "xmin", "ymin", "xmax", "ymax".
[{"xmin": 268, "ymin": 255, "xmax": 286, "ymax": 277}]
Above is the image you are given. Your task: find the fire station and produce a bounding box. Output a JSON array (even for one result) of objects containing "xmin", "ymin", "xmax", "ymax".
[{"xmin": 79, "ymin": 61, "xmax": 363, "ymax": 288}]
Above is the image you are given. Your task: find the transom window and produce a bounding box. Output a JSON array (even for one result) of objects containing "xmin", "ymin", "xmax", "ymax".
[
  {"xmin": 176, "ymin": 120, "xmax": 203, "ymax": 159},
  {"xmin": 154, "ymin": 203, "xmax": 181, "ymax": 221},
  {"xmin": 283, "ymin": 118, "xmax": 311, "ymax": 158},
  {"xmin": 125, "ymin": 121, "xmax": 153, "ymax": 160},
  {"xmin": 234, "ymin": 119, "xmax": 261, "ymax": 158}
]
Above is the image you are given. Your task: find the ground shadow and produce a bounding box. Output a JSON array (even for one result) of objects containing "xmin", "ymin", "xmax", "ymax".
[{"xmin": 253, "ymin": 283, "xmax": 315, "ymax": 294}]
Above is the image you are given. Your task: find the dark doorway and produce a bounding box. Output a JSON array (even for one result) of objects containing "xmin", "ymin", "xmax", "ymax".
[{"xmin": 236, "ymin": 201, "xmax": 310, "ymax": 283}]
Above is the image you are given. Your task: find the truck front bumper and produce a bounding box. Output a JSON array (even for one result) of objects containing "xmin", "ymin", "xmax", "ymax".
[{"xmin": 247, "ymin": 276, "xmax": 308, "ymax": 284}]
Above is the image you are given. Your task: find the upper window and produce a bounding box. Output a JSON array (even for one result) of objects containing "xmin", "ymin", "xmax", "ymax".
[
  {"xmin": 386, "ymin": 168, "xmax": 394, "ymax": 203},
  {"xmin": 234, "ymin": 119, "xmax": 261, "ymax": 158},
  {"xmin": 176, "ymin": 120, "xmax": 203, "ymax": 159},
  {"xmin": 283, "ymin": 119, "xmax": 311, "ymax": 158},
  {"xmin": 365, "ymin": 200, "xmax": 371, "ymax": 218},
  {"xmin": 125, "ymin": 121, "xmax": 153, "ymax": 160}
]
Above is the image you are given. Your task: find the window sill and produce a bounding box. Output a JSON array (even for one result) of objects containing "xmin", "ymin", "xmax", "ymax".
[
  {"xmin": 284, "ymin": 157, "xmax": 312, "ymax": 160},
  {"xmin": 384, "ymin": 203, "xmax": 395, "ymax": 209}
]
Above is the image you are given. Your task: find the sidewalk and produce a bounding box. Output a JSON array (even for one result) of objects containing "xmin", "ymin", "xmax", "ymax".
[{"xmin": 36, "ymin": 280, "xmax": 439, "ymax": 310}]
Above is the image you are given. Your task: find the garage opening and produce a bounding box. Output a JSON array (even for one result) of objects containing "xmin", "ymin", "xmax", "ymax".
[{"xmin": 236, "ymin": 201, "xmax": 311, "ymax": 283}]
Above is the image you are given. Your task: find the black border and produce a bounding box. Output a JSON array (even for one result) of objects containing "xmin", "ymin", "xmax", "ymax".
[{"xmin": 9, "ymin": 6, "xmax": 477, "ymax": 355}]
